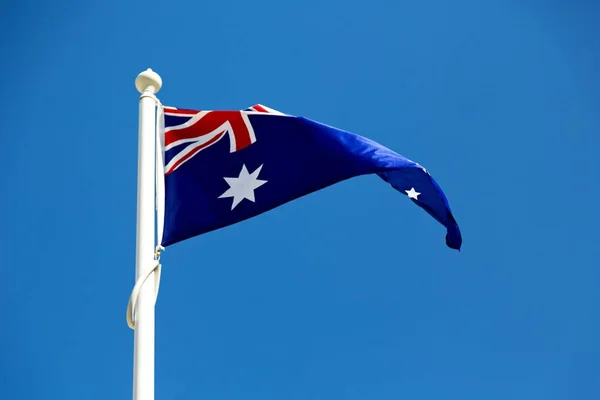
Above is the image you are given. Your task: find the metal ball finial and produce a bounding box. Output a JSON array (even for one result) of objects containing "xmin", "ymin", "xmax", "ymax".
[{"xmin": 135, "ymin": 68, "xmax": 162, "ymax": 94}]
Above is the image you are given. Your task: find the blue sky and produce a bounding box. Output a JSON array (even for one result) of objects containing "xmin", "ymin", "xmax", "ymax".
[{"xmin": 1, "ymin": 1, "xmax": 599, "ymax": 399}]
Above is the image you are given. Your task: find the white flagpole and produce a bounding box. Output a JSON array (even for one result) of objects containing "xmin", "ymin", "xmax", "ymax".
[{"xmin": 133, "ymin": 68, "xmax": 162, "ymax": 400}]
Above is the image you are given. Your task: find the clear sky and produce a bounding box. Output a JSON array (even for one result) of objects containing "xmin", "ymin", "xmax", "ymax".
[{"xmin": 1, "ymin": 1, "xmax": 599, "ymax": 399}]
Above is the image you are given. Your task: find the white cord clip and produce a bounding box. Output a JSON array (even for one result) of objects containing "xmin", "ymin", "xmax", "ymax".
[{"xmin": 126, "ymin": 245, "xmax": 164, "ymax": 330}]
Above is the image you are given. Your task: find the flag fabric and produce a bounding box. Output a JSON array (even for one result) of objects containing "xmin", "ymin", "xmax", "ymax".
[{"xmin": 159, "ymin": 104, "xmax": 462, "ymax": 250}]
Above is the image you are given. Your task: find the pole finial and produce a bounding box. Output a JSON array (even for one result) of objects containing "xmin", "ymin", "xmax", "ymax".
[{"xmin": 135, "ymin": 68, "xmax": 162, "ymax": 94}]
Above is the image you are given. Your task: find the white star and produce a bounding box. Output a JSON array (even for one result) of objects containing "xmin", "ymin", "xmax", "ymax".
[
  {"xmin": 406, "ymin": 187, "xmax": 420, "ymax": 200},
  {"xmin": 218, "ymin": 164, "xmax": 268, "ymax": 210}
]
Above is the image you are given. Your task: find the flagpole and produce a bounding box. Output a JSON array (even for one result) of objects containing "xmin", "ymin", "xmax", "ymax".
[{"xmin": 133, "ymin": 68, "xmax": 162, "ymax": 400}]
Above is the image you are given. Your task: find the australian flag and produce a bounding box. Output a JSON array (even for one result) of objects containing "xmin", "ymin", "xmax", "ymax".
[{"xmin": 160, "ymin": 104, "xmax": 462, "ymax": 250}]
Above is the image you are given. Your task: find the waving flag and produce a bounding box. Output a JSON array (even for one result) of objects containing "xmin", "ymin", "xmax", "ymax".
[{"xmin": 159, "ymin": 104, "xmax": 462, "ymax": 250}]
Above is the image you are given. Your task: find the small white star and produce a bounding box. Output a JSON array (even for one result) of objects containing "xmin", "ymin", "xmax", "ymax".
[
  {"xmin": 219, "ymin": 164, "xmax": 268, "ymax": 210},
  {"xmin": 406, "ymin": 187, "xmax": 420, "ymax": 200}
]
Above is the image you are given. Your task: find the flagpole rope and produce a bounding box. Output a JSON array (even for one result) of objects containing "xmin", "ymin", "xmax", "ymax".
[
  {"xmin": 127, "ymin": 92, "xmax": 164, "ymax": 330},
  {"xmin": 127, "ymin": 246, "xmax": 163, "ymax": 329}
]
